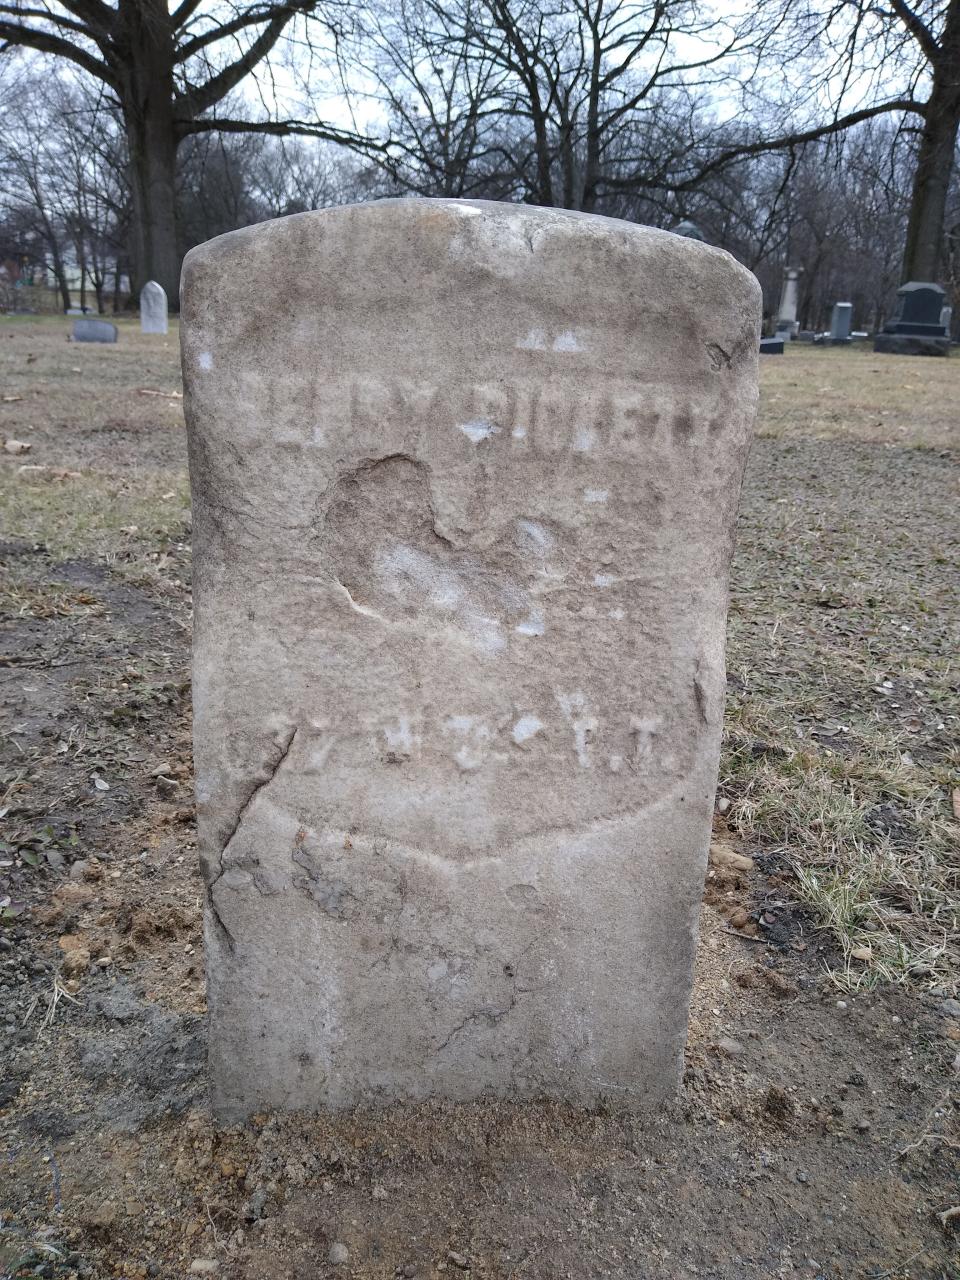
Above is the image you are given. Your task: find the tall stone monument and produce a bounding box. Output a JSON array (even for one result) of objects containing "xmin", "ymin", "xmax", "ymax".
[
  {"xmin": 775, "ymin": 267, "xmax": 802, "ymax": 338},
  {"xmin": 140, "ymin": 280, "xmax": 168, "ymax": 334},
  {"xmin": 181, "ymin": 200, "xmax": 761, "ymax": 1119}
]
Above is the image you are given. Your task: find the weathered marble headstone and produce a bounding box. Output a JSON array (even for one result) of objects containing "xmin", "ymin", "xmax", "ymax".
[
  {"xmin": 829, "ymin": 302, "xmax": 853, "ymax": 343},
  {"xmin": 181, "ymin": 199, "xmax": 761, "ymax": 1119},
  {"xmin": 140, "ymin": 280, "xmax": 168, "ymax": 334},
  {"xmin": 72, "ymin": 317, "xmax": 117, "ymax": 343}
]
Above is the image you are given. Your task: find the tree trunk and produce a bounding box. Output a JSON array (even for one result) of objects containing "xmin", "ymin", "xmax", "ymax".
[
  {"xmin": 900, "ymin": 99, "xmax": 960, "ymax": 281},
  {"xmin": 900, "ymin": 0, "xmax": 960, "ymax": 282},
  {"xmin": 52, "ymin": 251, "xmax": 71, "ymax": 312},
  {"xmin": 581, "ymin": 24, "xmax": 603, "ymax": 213},
  {"xmin": 117, "ymin": 0, "xmax": 181, "ymax": 302}
]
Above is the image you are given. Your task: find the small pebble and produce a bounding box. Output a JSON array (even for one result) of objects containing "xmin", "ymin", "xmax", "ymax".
[
  {"xmin": 329, "ymin": 1242, "xmax": 349, "ymax": 1266},
  {"xmin": 940, "ymin": 998, "xmax": 960, "ymax": 1018},
  {"xmin": 835, "ymin": 1000, "xmax": 847, "ymax": 1010},
  {"xmin": 448, "ymin": 1253, "xmax": 470, "ymax": 1270}
]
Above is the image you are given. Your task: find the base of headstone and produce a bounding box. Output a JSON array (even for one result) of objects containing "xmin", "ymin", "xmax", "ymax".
[
  {"xmin": 873, "ymin": 333, "xmax": 950, "ymax": 357},
  {"xmin": 759, "ymin": 337, "xmax": 784, "ymax": 355}
]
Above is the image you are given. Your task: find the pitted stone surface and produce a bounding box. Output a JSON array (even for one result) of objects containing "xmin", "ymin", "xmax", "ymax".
[
  {"xmin": 140, "ymin": 280, "xmax": 168, "ymax": 334},
  {"xmin": 181, "ymin": 199, "xmax": 761, "ymax": 1119}
]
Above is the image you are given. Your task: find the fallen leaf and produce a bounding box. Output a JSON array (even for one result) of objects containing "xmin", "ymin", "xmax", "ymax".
[{"xmin": 92, "ymin": 775, "xmax": 110, "ymax": 791}]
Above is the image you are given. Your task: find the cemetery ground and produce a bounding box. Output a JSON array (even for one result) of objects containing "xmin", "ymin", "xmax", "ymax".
[{"xmin": 0, "ymin": 315, "xmax": 958, "ymax": 1280}]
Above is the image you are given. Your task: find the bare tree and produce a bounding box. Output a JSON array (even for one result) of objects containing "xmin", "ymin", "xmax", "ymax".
[
  {"xmin": 0, "ymin": 0, "xmax": 382, "ymax": 298},
  {"xmin": 383, "ymin": 0, "xmax": 767, "ymax": 212},
  {"xmin": 349, "ymin": 0, "xmax": 518, "ymax": 198},
  {"xmin": 689, "ymin": 0, "xmax": 958, "ymax": 283}
]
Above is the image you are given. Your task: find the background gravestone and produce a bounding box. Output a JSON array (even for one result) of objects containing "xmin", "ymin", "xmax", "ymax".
[
  {"xmin": 829, "ymin": 302, "xmax": 853, "ymax": 343},
  {"xmin": 181, "ymin": 199, "xmax": 761, "ymax": 1119},
  {"xmin": 140, "ymin": 280, "xmax": 169, "ymax": 334},
  {"xmin": 875, "ymin": 282, "xmax": 949, "ymax": 356},
  {"xmin": 72, "ymin": 318, "xmax": 117, "ymax": 344},
  {"xmin": 775, "ymin": 267, "xmax": 801, "ymax": 338}
]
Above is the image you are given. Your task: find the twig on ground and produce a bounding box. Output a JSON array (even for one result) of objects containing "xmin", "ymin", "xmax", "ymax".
[
  {"xmin": 894, "ymin": 1088, "xmax": 953, "ymax": 1163},
  {"xmin": 24, "ymin": 974, "xmax": 80, "ymax": 1030}
]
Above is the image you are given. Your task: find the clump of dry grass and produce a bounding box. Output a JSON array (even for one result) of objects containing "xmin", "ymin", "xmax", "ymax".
[
  {"xmin": 721, "ymin": 715, "xmax": 959, "ymax": 992},
  {"xmin": 0, "ymin": 467, "xmax": 190, "ymax": 587}
]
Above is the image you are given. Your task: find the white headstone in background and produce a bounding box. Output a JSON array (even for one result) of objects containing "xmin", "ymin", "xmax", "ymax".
[
  {"xmin": 776, "ymin": 267, "xmax": 802, "ymax": 338},
  {"xmin": 181, "ymin": 199, "xmax": 761, "ymax": 1120},
  {"xmin": 830, "ymin": 302, "xmax": 853, "ymax": 342},
  {"xmin": 140, "ymin": 280, "xmax": 168, "ymax": 334}
]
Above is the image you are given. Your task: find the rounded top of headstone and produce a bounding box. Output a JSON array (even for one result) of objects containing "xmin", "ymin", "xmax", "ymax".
[
  {"xmin": 182, "ymin": 198, "xmax": 758, "ymax": 309},
  {"xmin": 897, "ymin": 280, "xmax": 945, "ymax": 297},
  {"xmin": 182, "ymin": 200, "xmax": 761, "ymax": 389},
  {"xmin": 141, "ymin": 279, "xmax": 167, "ymax": 300},
  {"xmin": 672, "ymin": 219, "xmax": 706, "ymax": 242}
]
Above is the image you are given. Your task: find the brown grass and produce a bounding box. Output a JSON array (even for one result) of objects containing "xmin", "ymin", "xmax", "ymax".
[{"xmin": 760, "ymin": 340, "xmax": 960, "ymax": 448}]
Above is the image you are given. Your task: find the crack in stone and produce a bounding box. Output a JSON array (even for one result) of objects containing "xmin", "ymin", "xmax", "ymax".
[
  {"xmin": 218, "ymin": 725, "xmax": 298, "ymax": 865},
  {"xmin": 704, "ymin": 341, "xmax": 732, "ymax": 372},
  {"xmin": 206, "ymin": 890, "xmax": 238, "ymax": 954},
  {"xmin": 693, "ymin": 675, "xmax": 709, "ymax": 726},
  {"xmin": 207, "ymin": 726, "xmax": 299, "ymax": 944},
  {"xmin": 436, "ymin": 993, "xmax": 519, "ymax": 1052}
]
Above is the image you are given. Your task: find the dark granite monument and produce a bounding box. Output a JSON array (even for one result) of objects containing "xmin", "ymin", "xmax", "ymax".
[{"xmin": 874, "ymin": 282, "xmax": 949, "ymax": 356}]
